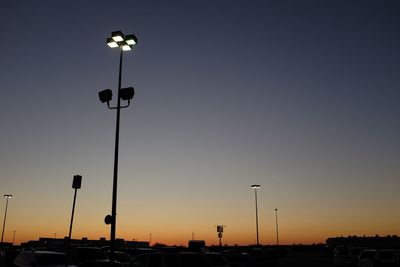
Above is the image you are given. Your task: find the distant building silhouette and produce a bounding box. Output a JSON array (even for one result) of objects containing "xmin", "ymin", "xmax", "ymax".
[
  {"xmin": 21, "ymin": 237, "xmax": 149, "ymax": 249},
  {"xmin": 188, "ymin": 240, "xmax": 206, "ymax": 250},
  {"xmin": 326, "ymin": 235, "xmax": 400, "ymax": 249}
]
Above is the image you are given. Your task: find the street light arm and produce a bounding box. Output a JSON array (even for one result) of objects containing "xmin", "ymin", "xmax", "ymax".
[
  {"xmin": 107, "ymin": 100, "xmax": 131, "ymax": 110},
  {"xmin": 120, "ymin": 100, "xmax": 131, "ymax": 108}
]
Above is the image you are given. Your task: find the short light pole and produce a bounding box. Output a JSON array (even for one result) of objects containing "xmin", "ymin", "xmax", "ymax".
[
  {"xmin": 65, "ymin": 175, "xmax": 82, "ymax": 266},
  {"xmin": 99, "ymin": 30, "xmax": 138, "ymax": 263},
  {"xmin": 275, "ymin": 208, "xmax": 279, "ymax": 246},
  {"xmin": 216, "ymin": 225, "xmax": 226, "ymax": 246},
  {"xmin": 1, "ymin": 194, "xmax": 12, "ymax": 243},
  {"xmin": 251, "ymin": 185, "xmax": 260, "ymax": 246},
  {"xmin": 68, "ymin": 175, "xmax": 82, "ymax": 240}
]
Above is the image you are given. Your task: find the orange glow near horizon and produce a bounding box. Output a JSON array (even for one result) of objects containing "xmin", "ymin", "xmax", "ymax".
[
  {"xmin": 4, "ymin": 184, "xmax": 400, "ymax": 246},
  {"xmin": 8, "ymin": 231, "xmax": 399, "ymax": 247},
  {"xmin": 6, "ymin": 217, "xmax": 400, "ymax": 246}
]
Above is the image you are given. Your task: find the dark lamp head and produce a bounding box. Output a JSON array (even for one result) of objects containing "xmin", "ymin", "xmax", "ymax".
[
  {"xmin": 98, "ymin": 89, "xmax": 113, "ymax": 103},
  {"xmin": 120, "ymin": 87, "xmax": 135, "ymax": 101}
]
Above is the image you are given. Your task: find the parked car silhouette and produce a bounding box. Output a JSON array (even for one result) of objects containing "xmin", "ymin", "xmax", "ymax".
[
  {"xmin": 222, "ymin": 251, "xmax": 256, "ymax": 267},
  {"xmin": 107, "ymin": 251, "xmax": 135, "ymax": 267},
  {"xmin": 117, "ymin": 248, "xmax": 157, "ymax": 258},
  {"xmin": 179, "ymin": 252, "xmax": 213, "ymax": 267},
  {"xmin": 239, "ymin": 248, "xmax": 275, "ymax": 266},
  {"xmin": 203, "ymin": 252, "xmax": 229, "ymax": 267},
  {"xmin": 131, "ymin": 252, "xmax": 180, "ymax": 267},
  {"xmin": 131, "ymin": 252, "xmax": 213, "ymax": 267},
  {"xmin": 334, "ymin": 246, "xmax": 365, "ymax": 266},
  {"xmin": 69, "ymin": 247, "xmax": 122, "ymax": 267},
  {"xmin": 358, "ymin": 249, "xmax": 399, "ymax": 267},
  {"xmin": 358, "ymin": 249, "xmax": 376, "ymax": 267},
  {"xmin": 1, "ymin": 247, "xmax": 22, "ymax": 267},
  {"xmin": 14, "ymin": 249, "xmax": 77, "ymax": 267},
  {"xmin": 373, "ymin": 249, "xmax": 398, "ymax": 267}
]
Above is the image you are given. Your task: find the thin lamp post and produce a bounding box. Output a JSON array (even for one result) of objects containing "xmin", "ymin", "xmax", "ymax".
[
  {"xmin": 66, "ymin": 175, "xmax": 82, "ymax": 267},
  {"xmin": 1, "ymin": 194, "xmax": 12, "ymax": 243},
  {"xmin": 216, "ymin": 225, "xmax": 225, "ymax": 247},
  {"xmin": 68, "ymin": 175, "xmax": 82, "ymax": 240},
  {"xmin": 12, "ymin": 230, "xmax": 16, "ymax": 245},
  {"xmin": 251, "ymin": 185, "xmax": 260, "ymax": 245},
  {"xmin": 111, "ymin": 35, "xmax": 123, "ymax": 262},
  {"xmin": 275, "ymin": 208, "xmax": 279, "ymax": 246},
  {"xmin": 149, "ymin": 233, "xmax": 152, "ymax": 246},
  {"xmin": 99, "ymin": 31, "xmax": 137, "ymax": 263}
]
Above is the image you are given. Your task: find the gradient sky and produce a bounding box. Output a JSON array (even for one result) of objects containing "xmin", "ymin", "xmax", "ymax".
[{"xmin": 0, "ymin": 0, "xmax": 399, "ymax": 246}]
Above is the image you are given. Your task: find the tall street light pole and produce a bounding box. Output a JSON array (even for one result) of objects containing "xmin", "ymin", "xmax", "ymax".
[
  {"xmin": 99, "ymin": 31, "xmax": 137, "ymax": 263},
  {"xmin": 1, "ymin": 194, "xmax": 12, "ymax": 243},
  {"xmin": 275, "ymin": 208, "xmax": 279, "ymax": 246},
  {"xmin": 251, "ymin": 185, "xmax": 260, "ymax": 246}
]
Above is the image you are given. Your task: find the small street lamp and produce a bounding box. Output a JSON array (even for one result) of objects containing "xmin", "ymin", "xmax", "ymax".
[
  {"xmin": 99, "ymin": 30, "xmax": 138, "ymax": 263},
  {"xmin": 215, "ymin": 225, "xmax": 226, "ymax": 246},
  {"xmin": 68, "ymin": 175, "xmax": 82, "ymax": 240},
  {"xmin": 65, "ymin": 175, "xmax": 82, "ymax": 265},
  {"xmin": 1, "ymin": 194, "xmax": 12, "ymax": 243}
]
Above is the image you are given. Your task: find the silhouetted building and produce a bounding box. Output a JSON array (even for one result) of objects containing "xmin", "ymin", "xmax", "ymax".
[
  {"xmin": 20, "ymin": 237, "xmax": 149, "ymax": 250},
  {"xmin": 188, "ymin": 240, "xmax": 206, "ymax": 250},
  {"xmin": 326, "ymin": 235, "xmax": 400, "ymax": 249}
]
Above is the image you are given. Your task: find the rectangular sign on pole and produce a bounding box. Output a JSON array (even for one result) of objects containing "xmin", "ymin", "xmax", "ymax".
[{"xmin": 72, "ymin": 175, "xmax": 82, "ymax": 189}]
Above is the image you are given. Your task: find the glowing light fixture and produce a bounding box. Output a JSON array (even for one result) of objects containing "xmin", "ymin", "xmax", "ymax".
[
  {"xmin": 107, "ymin": 38, "xmax": 119, "ymax": 48},
  {"xmin": 121, "ymin": 42, "xmax": 132, "ymax": 51},
  {"xmin": 107, "ymin": 31, "xmax": 138, "ymax": 51},
  {"xmin": 125, "ymin": 34, "xmax": 138, "ymax": 45},
  {"xmin": 111, "ymin": 31, "xmax": 124, "ymax": 42}
]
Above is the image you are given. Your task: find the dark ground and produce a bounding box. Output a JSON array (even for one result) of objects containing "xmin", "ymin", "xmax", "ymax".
[{"xmin": 276, "ymin": 251, "xmax": 336, "ymax": 267}]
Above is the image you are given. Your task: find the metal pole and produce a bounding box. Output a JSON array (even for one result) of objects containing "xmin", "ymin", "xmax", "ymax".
[
  {"xmin": 68, "ymin": 188, "xmax": 78, "ymax": 239},
  {"xmin": 275, "ymin": 208, "xmax": 279, "ymax": 246},
  {"xmin": 1, "ymin": 197, "xmax": 10, "ymax": 243},
  {"xmin": 110, "ymin": 47, "xmax": 123, "ymax": 262},
  {"xmin": 12, "ymin": 230, "xmax": 16, "ymax": 245},
  {"xmin": 254, "ymin": 189, "xmax": 259, "ymax": 246}
]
